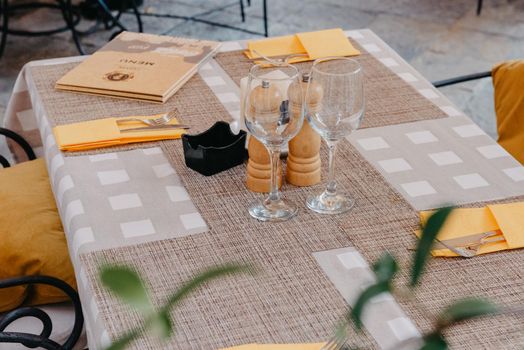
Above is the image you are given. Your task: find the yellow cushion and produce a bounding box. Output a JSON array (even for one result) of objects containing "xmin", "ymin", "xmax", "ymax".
[
  {"xmin": 492, "ymin": 60, "xmax": 524, "ymax": 165},
  {"xmin": 0, "ymin": 158, "xmax": 77, "ymax": 312}
]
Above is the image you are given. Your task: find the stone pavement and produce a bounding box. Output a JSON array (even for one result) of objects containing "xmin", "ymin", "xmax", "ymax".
[{"xmin": 1, "ymin": 0, "xmax": 523, "ymax": 139}]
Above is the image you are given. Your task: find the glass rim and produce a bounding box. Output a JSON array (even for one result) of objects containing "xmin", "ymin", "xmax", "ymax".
[
  {"xmin": 311, "ymin": 57, "xmax": 362, "ymax": 76},
  {"xmin": 248, "ymin": 62, "xmax": 300, "ymax": 82}
]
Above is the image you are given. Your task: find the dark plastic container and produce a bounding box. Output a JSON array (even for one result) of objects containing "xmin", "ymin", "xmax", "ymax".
[{"xmin": 182, "ymin": 121, "xmax": 247, "ymax": 176}]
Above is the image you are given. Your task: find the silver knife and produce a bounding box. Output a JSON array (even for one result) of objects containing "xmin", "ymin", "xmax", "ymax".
[{"xmin": 121, "ymin": 124, "xmax": 190, "ymax": 133}]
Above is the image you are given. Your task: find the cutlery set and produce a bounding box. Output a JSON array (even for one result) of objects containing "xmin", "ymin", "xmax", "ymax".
[
  {"xmin": 117, "ymin": 110, "xmax": 190, "ymax": 133},
  {"xmin": 410, "ymin": 231, "xmax": 506, "ymax": 258}
]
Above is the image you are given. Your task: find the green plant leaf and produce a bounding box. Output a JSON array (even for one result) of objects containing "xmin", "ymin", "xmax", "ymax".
[
  {"xmin": 150, "ymin": 310, "xmax": 173, "ymax": 339},
  {"xmin": 100, "ymin": 265, "xmax": 153, "ymax": 314},
  {"xmin": 105, "ymin": 330, "xmax": 139, "ymax": 350},
  {"xmin": 166, "ymin": 264, "xmax": 253, "ymax": 309},
  {"xmin": 420, "ymin": 333, "xmax": 448, "ymax": 350},
  {"xmin": 349, "ymin": 282, "xmax": 390, "ymax": 330},
  {"xmin": 372, "ymin": 252, "xmax": 398, "ymax": 283},
  {"xmin": 411, "ymin": 206, "xmax": 454, "ymax": 287},
  {"xmin": 436, "ymin": 298, "xmax": 498, "ymax": 329}
]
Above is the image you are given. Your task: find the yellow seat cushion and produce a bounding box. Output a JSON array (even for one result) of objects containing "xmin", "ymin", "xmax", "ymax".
[
  {"xmin": 492, "ymin": 60, "xmax": 524, "ymax": 165},
  {"xmin": 0, "ymin": 158, "xmax": 77, "ymax": 312}
]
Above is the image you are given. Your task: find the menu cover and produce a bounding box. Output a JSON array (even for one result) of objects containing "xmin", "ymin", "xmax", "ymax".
[{"xmin": 56, "ymin": 31, "xmax": 221, "ymax": 103}]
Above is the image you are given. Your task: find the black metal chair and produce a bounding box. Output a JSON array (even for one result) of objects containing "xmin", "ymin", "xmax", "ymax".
[
  {"xmin": 0, "ymin": 0, "xmax": 143, "ymax": 58},
  {"xmin": 0, "ymin": 127, "xmax": 36, "ymax": 168},
  {"xmin": 0, "ymin": 129, "xmax": 84, "ymax": 349},
  {"xmin": 0, "ymin": 276, "xmax": 84, "ymax": 350}
]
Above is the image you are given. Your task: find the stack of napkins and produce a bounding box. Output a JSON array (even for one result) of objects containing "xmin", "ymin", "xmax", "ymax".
[
  {"xmin": 53, "ymin": 114, "xmax": 185, "ymax": 151},
  {"xmin": 417, "ymin": 202, "xmax": 524, "ymax": 257},
  {"xmin": 220, "ymin": 343, "xmax": 325, "ymax": 350},
  {"xmin": 245, "ymin": 28, "xmax": 360, "ymax": 64}
]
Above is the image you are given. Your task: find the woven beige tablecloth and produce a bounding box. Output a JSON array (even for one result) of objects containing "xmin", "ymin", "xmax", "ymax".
[{"xmin": 214, "ymin": 41, "xmax": 446, "ymax": 129}]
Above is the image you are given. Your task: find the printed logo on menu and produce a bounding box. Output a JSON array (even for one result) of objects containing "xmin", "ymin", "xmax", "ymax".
[{"xmin": 104, "ymin": 71, "xmax": 134, "ymax": 82}]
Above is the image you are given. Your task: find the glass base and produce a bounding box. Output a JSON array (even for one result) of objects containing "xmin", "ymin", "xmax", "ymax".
[
  {"xmin": 306, "ymin": 191, "xmax": 355, "ymax": 215},
  {"xmin": 249, "ymin": 198, "xmax": 298, "ymax": 222}
]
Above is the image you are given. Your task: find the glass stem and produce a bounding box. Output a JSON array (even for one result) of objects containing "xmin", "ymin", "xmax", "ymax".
[
  {"xmin": 267, "ymin": 146, "xmax": 281, "ymax": 203},
  {"xmin": 325, "ymin": 140, "xmax": 338, "ymax": 196}
]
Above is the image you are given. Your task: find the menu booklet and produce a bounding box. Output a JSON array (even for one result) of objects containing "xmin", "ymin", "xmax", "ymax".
[{"xmin": 56, "ymin": 31, "xmax": 221, "ymax": 103}]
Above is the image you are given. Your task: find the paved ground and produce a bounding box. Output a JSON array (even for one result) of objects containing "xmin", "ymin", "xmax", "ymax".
[{"xmin": 1, "ymin": 0, "xmax": 524, "ymax": 139}]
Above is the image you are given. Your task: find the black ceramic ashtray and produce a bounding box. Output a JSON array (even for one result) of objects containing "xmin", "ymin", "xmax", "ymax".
[{"xmin": 182, "ymin": 121, "xmax": 247, "ymax": 176}]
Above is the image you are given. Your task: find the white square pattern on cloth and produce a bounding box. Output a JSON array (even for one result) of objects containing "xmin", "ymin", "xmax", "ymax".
[
  {"xmin": 47, "ymin": 147, "xmax": 209, "ymax": 254},
  {"xmin": 357, "ymin": 136, "xmax": 390, "ymax": 151},
  {"xmin": 348, "ymin": 115, "xmax": 524, "ymax": 210},
  {"xmin": 314, "ymin": 246, "xmax": 421, "ymax": 350},
  {"xmin": 405, "ymin": 130, "xmax": 438, "ymax": 144},
  {"xmin": 453, "ymin": 173, "xmax": 489, "ymax": 190},
  {"xmin": 428, "ymin": 151, "xmax": 463, "ymax": 166},
  {"xmin": 378, "ymin": 158, "xmax": 412, "ymax": 173},
  {"xmin": 337, "ymin": 251, "xmax": 368, "ymax": 269},
  {"xmin": 120, "ymin": 219, "xmax": 156, "ymax": 238},
  {"xmin": 400, "ymin": 181, "xmax": 437, "ymax": 197},
  {"xmin": 503, "ymin": 167, "xmax": 524, "ymax": 182}
]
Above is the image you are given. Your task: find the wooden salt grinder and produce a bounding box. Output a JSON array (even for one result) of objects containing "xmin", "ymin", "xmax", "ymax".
[
  {"xmin": 286, "ymin": 73, "xmax": 322, "ymax": 186},
  {"xmin": 246, "ymin": 81, "xmax": 283, "ymax": 193}
]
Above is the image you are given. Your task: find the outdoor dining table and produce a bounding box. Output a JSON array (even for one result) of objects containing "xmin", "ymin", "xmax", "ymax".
[{"xmin": 4, "ymin": 29, "xmax": 524, "ymax": 349}]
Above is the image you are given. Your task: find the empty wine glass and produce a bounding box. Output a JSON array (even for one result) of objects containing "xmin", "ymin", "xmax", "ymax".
[
  {"xmin": 306, "ymin": 57, "xmax": 364, "ymax": 214},
  {"xmin": 244, "ymin": 63, "xmax": 304, "ymax": 221}
]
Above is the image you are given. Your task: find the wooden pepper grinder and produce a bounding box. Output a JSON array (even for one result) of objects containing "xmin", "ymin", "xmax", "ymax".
[
  {"xmin": 286, "ymin": 73, "xmax": 322, "ymax": 186},
  {"xmin": 246, "ymin": 81, "xmax": 283, "ymax": 193}
]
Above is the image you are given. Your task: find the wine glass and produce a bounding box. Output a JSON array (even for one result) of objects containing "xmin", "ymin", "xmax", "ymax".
[
  {"xmin": 244, "ymin": 63, "xmax": 304, "ymax": 221},
  {"xmin": 306, "ymin": 57, "xmax": 364, "ymax": 214}
]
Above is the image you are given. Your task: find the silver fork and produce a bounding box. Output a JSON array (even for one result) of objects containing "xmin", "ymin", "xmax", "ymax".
[
  {"xmin": 434, "ymin": 231, "xmax": 503, "ymax": 258},
  {"xmin": 117, "ymin": 111, "xmax": 176, "ymax": 126},
  {"xmin": 320, "ymin": 333, "xmax": 348, "ymax": 350}
]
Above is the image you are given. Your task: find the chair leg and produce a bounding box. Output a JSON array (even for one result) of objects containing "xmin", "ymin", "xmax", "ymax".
[
  {"xmin": 60, "ymin": 0, "xmax": 85, "ymax": 55},
  {"xmin": 95, "ymin": 0, "xmax": 128, "ymax": 32},
  {"xmin": 263, "ymin": 0, "xmax": 268, "ymax": 37},
  {"xmin": 239, "ymin": 0, "xmax": 245, "ymax": 22},
  {"xmin": 477, "ymin": 0, "xmax": 483, "ymax": 15},
  {"xmin": 129, "ymin": 0, "xmax": 143, "ymax": 32},
  {"xmin": 0, "ymin": 0, "xmax": 8, "ymax": 58}
]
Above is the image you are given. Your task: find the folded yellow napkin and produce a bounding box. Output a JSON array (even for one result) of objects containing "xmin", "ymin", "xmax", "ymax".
[
  {"xmin": 53, "ymin": 114, "xmax": 185, "ymax": 151},
  {"xmin": 220, "ymin": 343, "xmax": 325, "ymax": 350},
  {"xmin": 417, "ymin": 202, "xmax": 524, "ymax": 257},
  {"xmin": 245, "ymin": 28, "xmax": 360, "ymax": 64}
]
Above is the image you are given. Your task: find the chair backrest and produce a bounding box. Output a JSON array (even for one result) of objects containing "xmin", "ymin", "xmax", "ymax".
[
  {"xmin": 0, "ymin": 128, "xmax": 36, "ymax": 168},
  {"xmin": 492, "ymin": 60, "xmax": 524, "ymax": 165}
]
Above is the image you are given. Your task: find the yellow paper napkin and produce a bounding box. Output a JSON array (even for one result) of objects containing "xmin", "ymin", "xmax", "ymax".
[
  {"xmin": 488, "ymin": 202, "xmax": 524, "ymax": 249},
  {"xmin": 417, "ymin": 203, "xmax": 524, "ymax": 257},
  {"xmin": 53, "ymin": 114, "xmax": 185, "ymax": 152},
  {"xmin": 245, "ymin": 28, "xmax": 360, "ymax": 63},
  {"xmin": 246, "ymin": 35, "xmax": 306, "ymax": 59},
  {"xmin": 220, "ymin": 343, "xmax": 325, "ymax": 350},
  {"xmin": 296, "ymin": 28, "xmax": 360, "ymax": 59}
]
